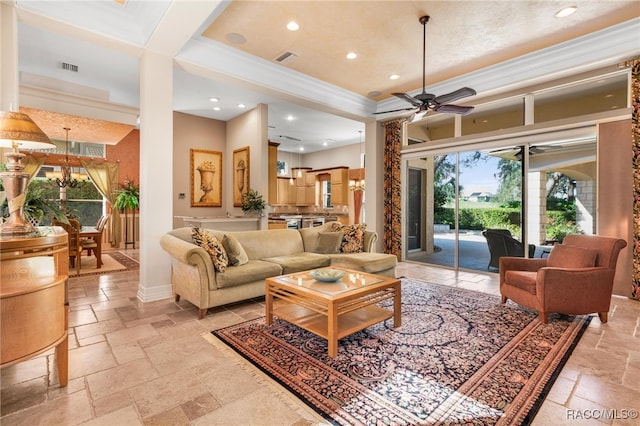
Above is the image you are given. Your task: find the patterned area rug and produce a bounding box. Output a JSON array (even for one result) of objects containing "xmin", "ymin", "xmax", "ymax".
[
  {"xmin": 77, "ymin": 251, "xmax": 139, "ymax": 276},
  {"xmin": 213, "ymin": 279, "xmax": 590, "ymax": 425}
]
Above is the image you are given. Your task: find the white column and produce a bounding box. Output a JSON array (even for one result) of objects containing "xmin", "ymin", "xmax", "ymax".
[
  {"xmin": 0, "ymin": 2, "xmax": 19, "ymax": 110},
  {"xmin": 527, "ymin": 171, "xmax": 546, "ymax": 245},
  {"xmin": 137, "ymin": 51, "xmax": 173, "ymax": 302},
  {"xmin": 365, "ymin": 121, "xmax": 382, "ymax": 250}
]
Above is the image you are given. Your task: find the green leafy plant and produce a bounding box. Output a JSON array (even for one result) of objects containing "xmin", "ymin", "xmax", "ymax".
[
  {"xmin": 114, "ymin": 180, "xmax": 140, "ymax": 212},
  {"xmin": 241, "ymin": 188, "xmax": 266, "ymax": 214},
  {"xmin": 16, "ymin": 183, "xmax": 68, "ymax": 225}
]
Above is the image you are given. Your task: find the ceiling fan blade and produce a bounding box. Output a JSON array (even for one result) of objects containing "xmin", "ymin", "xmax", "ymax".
[
  {"xmin": 392, "ymin": 92, "xmax": 423, "ymax": 108},
  {"xmin": 373, "ymin": 106, "xmax": 416, "ymax": 115},
  {"xmin": 433, "ymin": 87, "xmax": 477, "ymax": 105},
  {"xmin": 434, "ymin": 104, "xmax": 475, "ymax": 115}
]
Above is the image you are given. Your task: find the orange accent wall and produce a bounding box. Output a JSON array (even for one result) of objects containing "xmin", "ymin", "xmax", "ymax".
[{"xmin": 106, "ymin": 129, "xmax": 140, "ymax": 185}]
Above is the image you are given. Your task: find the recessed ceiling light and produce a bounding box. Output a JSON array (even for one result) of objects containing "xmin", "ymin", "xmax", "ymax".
[
  {"xmin": 209, "ymin": 97, "xmax": 219, "ymax": 102},
  {"xmin": 237, "ymin": 104, "xmax": 246, "ymax": 108},
  {"xmin": 389, "ymin": 74, "xmax": 400, "ymax": 80},
  {"xmin": 286, "ymin": 115, "xmax": 294, "ymax": 121},
  {"xmin": 286, "ymin": 21, "xmax": 299, "ymax": 31},
  {"xmin": 346, "ymin": 52, "xmax": 357, "ymax": 60},
  {"xmin": 323, "ymin": 141, "xmax": 327, "ymax": 146},
  {"xmin": 225, "ymin": 33, "xmax": 246, "ymax": 44},
  {"xmin": 555, "ymin": 6, "xmax": 577, "ymax": 18},
  {"xmin": 213, "ymin": 107, "xmax": 221, "ymax": 111},
  {"xmin": 299, "ymin": 146, "xmax": 304, "ymax": 151}
]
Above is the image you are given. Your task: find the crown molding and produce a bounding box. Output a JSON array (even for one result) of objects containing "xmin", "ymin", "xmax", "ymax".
[{"xmin": 178, "ymin": 37, "xmax": 377, "ymax": 120}]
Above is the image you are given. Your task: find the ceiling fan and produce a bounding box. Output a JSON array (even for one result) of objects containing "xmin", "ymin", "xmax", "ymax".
[{"xmin": 375, "ymin": 15, "xmax": 476, "ymax": 117}]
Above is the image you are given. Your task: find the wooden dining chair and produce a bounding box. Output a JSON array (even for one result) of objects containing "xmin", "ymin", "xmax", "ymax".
[
  {"xmin": 82, "ymin": 214, "xmax": 110, "ymax": 257},
  {"xmin": 52, "ymin": 218, "xmax": 82, "ymax": 276}
]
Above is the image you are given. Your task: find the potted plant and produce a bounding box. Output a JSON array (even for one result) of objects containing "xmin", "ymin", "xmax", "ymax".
[
  {"xmin": 114, "ymin": 180, "xmax": 140, "ymax": 212},
  {"xmin": 241, "ymin": 188, "xmax": 266, "ymax": 216},
  {"xmin": 114, "ymin": 180, "xmax": 140, "ymax": 248}
]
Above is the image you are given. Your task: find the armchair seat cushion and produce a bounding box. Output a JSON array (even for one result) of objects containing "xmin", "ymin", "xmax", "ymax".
[{"xmin": 504, "ymin": 271, "xmax": 537, "ymax": 294}]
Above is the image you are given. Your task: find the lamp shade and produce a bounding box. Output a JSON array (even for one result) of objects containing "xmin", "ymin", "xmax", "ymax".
[{"xmin": 0, "ymin": 111, "xmax": 54, "ymax": 149}]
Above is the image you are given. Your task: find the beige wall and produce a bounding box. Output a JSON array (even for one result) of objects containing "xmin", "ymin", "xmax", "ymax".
[
  {"xmin": 299, "ymin": 143, "xmax": 362, "ymax": 170},
  {"xmin": 172, "ymin": 111, "xmax": 226, "ymax": 228},
  {"xmin": 598, "ymin": 119, "xmax": 633, "ymax": 297},
  {"xmin": 226, "ymin": 104, "xmax": 269, "ymax": 220}
]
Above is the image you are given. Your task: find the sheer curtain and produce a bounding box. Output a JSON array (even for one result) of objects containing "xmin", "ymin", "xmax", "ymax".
[
  {"xmin": 80, "ymin": 159, "xmax": 121, "ymax": 248},
  {"xmin": 23, "ymin": 153, "xmax": 46, "ymax": 180}
]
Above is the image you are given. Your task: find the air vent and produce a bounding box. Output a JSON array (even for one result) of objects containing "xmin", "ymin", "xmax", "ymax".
[
  {"xmin": 279, "ymin": 135, "xmax": 301, "ymax": 142},
  {"xmin": 61, "ymin": 62, "xmax": 78, "ymax": 72},
  {"xmin": 274, "ymin": 51, "xmax": 297, "ymax": 64}
]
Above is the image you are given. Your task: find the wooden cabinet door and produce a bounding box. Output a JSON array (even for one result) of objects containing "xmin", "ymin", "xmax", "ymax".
[
  {"xmin": 277, "ymin": 178, "xmax": 290, "ymax": 204},
  {"xmin": 305, "ymin": 185, "xmax": 316, "ymax": 205}
]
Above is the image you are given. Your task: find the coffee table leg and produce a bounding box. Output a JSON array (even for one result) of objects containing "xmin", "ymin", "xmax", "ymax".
[
  {"xmin": 328, "ymin": 302, "xmax": 338, "ymax": 357},
  {"xmin": 265, "ymin": 284, "xmax": 273, "ymax": 325},
  {"xmin": 394, "ymin": 284, "xmax": 402, "ymax": 327}
]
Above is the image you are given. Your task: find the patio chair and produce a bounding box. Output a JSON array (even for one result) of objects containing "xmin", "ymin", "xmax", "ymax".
[
  {"xmin": 499, "ymin": 234, "xmax": 627, "ymax": 323},
  {"xmin": 482, "ymin": 228, "xmax": 535, "ymax": 270}
]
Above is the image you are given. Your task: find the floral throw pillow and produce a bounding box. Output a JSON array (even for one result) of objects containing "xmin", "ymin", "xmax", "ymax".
[
  {"xmin": 191, "ymin": 226, "xmax": 228, "ymax": 272},
  {"xmin": 339, "ymin": 223, "xmax": 366, "ymax": 253}
]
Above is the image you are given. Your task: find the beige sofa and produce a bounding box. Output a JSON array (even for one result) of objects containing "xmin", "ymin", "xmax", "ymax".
[{"xmin": 159, "ymin": 221, "xmax": 397, "ymax": 319}]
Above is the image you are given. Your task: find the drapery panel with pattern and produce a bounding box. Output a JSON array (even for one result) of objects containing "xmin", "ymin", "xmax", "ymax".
[
  {"xmin": 629, "ymin": 58, "xmax": 640, "ymax": 300},
  {"xmin": 382, "ymin": 118, "xmax": 405, "ymax": 260}
]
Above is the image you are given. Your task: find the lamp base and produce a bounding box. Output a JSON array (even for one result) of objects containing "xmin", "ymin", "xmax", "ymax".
[
  {"xmin": 0, "ymin": 221, "xmax": 36, "ymax": 235},
  {"xmin": 0, "ymin": 149, "xmax": 35, "ymax": 235}
]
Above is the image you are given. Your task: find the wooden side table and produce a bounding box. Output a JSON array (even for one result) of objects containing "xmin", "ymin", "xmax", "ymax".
[{"xmin": 0, "ymin": 227, "xmax": 69, "ymax": 386}]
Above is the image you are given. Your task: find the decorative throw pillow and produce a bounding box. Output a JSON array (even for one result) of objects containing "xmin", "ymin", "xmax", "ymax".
[
  {"xmin": 222, "ymin": 234, "xmax": 249, "ymax": 266},
  {"xmin": 316, "ymin": 231, "xmax": 343, "ymax": 254},
  {"xmin": 339, "ymin": 223, "xmax": 366, "ymax": 253},
  {"xmin": 547, "ymin": 244, "xmax": 597, "ymax": 268},
  {"xmin": 191, "ymin": 226, "xmax": 228, "ymax": 272}
]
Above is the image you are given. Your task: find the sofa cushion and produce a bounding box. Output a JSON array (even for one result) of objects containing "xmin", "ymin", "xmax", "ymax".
[
  {"xmin": 547, "ymin": 244, "xmax": 597, "ymax": 268},
  {"xmin": 316, "ymin": 232, "xmax": 343, "ymax": 254},
  {"xmin": 328, "ymin": 252, "xmax": 397, "ymax": 274},
  {"xmin": 223, "ymin": 234, "xmax": 249, "ymax": 266},
  {"xmin": 216, "ymin": 260, "xmax": 283, "ymax": 289},
  {"xmin": 191, "ymin": 226, "xmax": 228, "ymax": 272},
  {"xmin": 504, "ymin": 270, "xmax": 537, "ymax": 294},
  {"xmin": 262, "ymin": 252, "xmax": 331, "ymax": 274},
  {"xmin": 338, "ymin": 223, "xmax": 366, "ymax": 253}
]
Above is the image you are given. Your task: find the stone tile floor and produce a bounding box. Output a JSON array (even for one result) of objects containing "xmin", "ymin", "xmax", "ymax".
[{"xmin": 1, "ymin": 254, "xmax": 638, "ymax": 425}]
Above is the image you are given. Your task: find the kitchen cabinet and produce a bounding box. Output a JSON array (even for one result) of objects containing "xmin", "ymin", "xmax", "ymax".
[
  {"xmin": 277, "ymin": 177, "xmax": 294, "ymax": 205},
  {"xmin": 330, "ymin": 168, "xmax": 349, "ymax": 205}
]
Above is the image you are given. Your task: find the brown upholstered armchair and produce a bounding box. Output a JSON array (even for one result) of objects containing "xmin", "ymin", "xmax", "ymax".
[{"xmin": 499, "ymin": 234, "xmax": 627, "ymax": 324}]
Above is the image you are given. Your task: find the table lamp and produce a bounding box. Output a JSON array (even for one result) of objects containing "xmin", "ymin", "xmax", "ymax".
[{"xmin": 0, "ymin": 110, "xmax": 55, "ymax": 235}]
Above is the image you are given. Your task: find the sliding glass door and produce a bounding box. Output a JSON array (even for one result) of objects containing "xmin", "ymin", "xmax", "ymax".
[{"xmin": 404, "ymin": 138, "xmax": 596, "ymax": 272}]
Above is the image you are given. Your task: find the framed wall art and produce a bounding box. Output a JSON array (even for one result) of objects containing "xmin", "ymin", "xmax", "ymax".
[
  {"xmin": 233, "ymin": 146, "xmax": 250, "ymax": 207},
  {"xmin": 190, "ymin": 149, "xmax": 222, "ymax": 207}
]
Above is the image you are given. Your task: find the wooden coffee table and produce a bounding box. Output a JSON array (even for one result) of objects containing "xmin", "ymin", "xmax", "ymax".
[{"xmin": 265, "ymin": 267, "xmax": 401, "ymax": 357}]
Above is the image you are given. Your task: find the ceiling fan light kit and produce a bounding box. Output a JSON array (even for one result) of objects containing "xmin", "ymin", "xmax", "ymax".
[{"xmin": 376, "ymin": 15, "xmax": 476, "ymax": 117}]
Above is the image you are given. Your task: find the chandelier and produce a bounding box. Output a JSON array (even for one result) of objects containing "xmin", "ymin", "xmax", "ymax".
[{"xmin": 47, "ymin": 127, "xmax": 86, "ymax": 188}]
